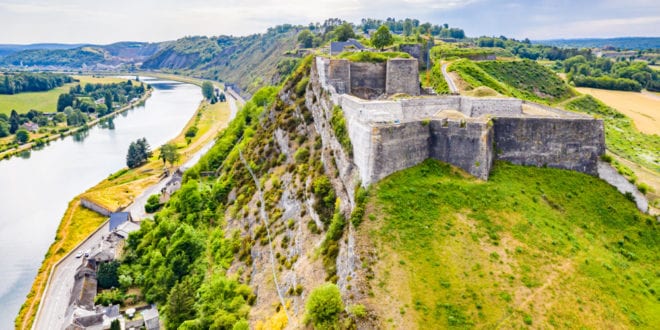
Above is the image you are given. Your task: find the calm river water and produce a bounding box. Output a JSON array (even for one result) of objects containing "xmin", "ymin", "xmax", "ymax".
[{"xmin": 0, "ymin": 77, "xmax": 202, "ymax": 326}]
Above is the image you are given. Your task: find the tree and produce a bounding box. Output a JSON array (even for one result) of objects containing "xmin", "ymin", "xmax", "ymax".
[
  {"xmin": 167, "ymin": 278, "xmax": 197, "ymax": 330},
  {"xmin": 57, "ymin": 93, "xmax": 73, "ymax": 112},
  {"xmin": 334, "ymin": 22, "xmax": 356, "ymax": 42},
  {"xmin": 9, "ymin": 110, "xmax": 20, "ymax": 134},
  {"xmin": 15, "ymin": 129, "xmax": 29, "ymax": 144},
  {"xmin": 159, "ymin": 143, "xmax": 180, "ymax": 167},
  {"xmin": 305, "ymin": 283, "xmax": 344, "ymax": 328},
  {"xmin": 98, "ymin": 260, "xmax": 120, "ymax": 289},
  {"xmin": 202, "ymin": 81, "xmax": 214, "ymax": 100},
  {"xmin": 110, "ymin": 319, "xmax": 120, "ymax": 330},
  {"xmin": 0, "ymin": 121, "xmax": 9, "ymax": 138},
  {"xmin": 105, "ymin": 91, "xmax": 114, "ymax": 112},
  {"xmin": 371, "ymin": 25, "xmax": 394, "ymax": 50},
  {"xmin": 298, "ymin": 29, "xmax": 315, "ymax": 48},
  {"xmin": 403, "ymin": 20, "xmax": 413, "ymax": 36},
  {"xmin": 126, "ymin": 137, "xmax": 152, "ymax": 168}
]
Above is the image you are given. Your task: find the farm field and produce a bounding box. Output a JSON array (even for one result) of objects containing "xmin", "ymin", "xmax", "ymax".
[
  {"xmin": 0, "ymin": 75, "xmax": 133, "ymax": 115},
  {"xmin": 576, "ymin": 87, "xmax": 660, "ymax": 135}
]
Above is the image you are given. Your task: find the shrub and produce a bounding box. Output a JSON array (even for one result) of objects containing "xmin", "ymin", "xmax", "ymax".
[
  {"xmin": 330, "ymin": 106, "xmax": 352, "ymax": 156},
  {"xmin": 294, "ymin": 147, "xmax": 310, "ymax": 164},
  {"xmin": 348, "ymin": 304, "xmax": 367, "ymax": 318},
  {"xmin": 185, "ymin": 126, "xmax": 198, "ymax": 138},
  {"xmin": 97, "ymin": 260, "xmax": 120, "ymax": 289},
  {"xmin": 144, "ymin": 194, "xmax": 162, "ymax": 213},
  {"xmin": 305, "ymin": 283, "xmax": 344, "ymax": 328},
  {"xmin": 94, "ymin": 289, "xmax": 124, "ymax": 306}
]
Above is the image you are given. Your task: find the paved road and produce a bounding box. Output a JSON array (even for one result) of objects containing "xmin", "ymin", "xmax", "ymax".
[
  {"xmin": 33, "ymin": 94, "xmax": 241, "ymax": 330},
  {"xmin": 442, "ymin": 63, "xmax": 459, "ymax": 94}
]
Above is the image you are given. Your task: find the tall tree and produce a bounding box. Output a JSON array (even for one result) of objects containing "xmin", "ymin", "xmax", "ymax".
[
  {"xmin": 297, "ymin": 29, "xmax": 314, "ymax": 48},
  {"xmin": 334, "ymin": 22, "xmax": 356, "ymax": 42},
  {"xmin": 201, "ymin": 81, "xmax": 214, "ymax": 100},
  {"xmin": 9, "ymin": 110, "xmax": 20, "ymax": 134},
  {"xmin": 371, "ymin": 25, "xmax": 394, "ymax": 50},
  {"xmin": 105, "ymin": 91, "xmax": 114, "ymax": 112},
  {"xmin": 159, "ymin": 143, "xmax": 180, "ymax": 167},
  {"xmin": 166, "ymin": 277, "xmax": 197, "ymax": 330}
]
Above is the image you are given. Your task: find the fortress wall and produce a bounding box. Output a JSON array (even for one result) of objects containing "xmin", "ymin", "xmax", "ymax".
[
  {"xmin": 339, "ymin": 95, "xmax": 403, "ymax": 122},
  {"xmin": 367, "ymin": 122, "xmax": 431, "ymax": 184},
  {"xmin": 350, "ymin": 62, "xmax": 386, "ymax": 99},
  {"xmin": 429, "ymin": 120, "xmax": 494, "ymax": 180},
  {"xmin": 327, "ymin": 59, "xmax": 351, "ymax": 94},
  {"xmin": 346, "ymin": 119, "xmax": 376, "ymax": 185},
  {"xmin": 386, "ymin": 58, "xmax": 421, "ymax": 96},
  {"xmin": 493, "ymin": 117, "xmax": 605, "ymax": 175},
  {"xmin": 521, "ymin": 101, "xmax": 589, "ymax": 118},
  {"xmin": 460, "ymin": 97, "xmax": 523, "ymax": 117},
  {"xmin": 400, "ymin": 97, "xmax": 462, "ymax": 119}
]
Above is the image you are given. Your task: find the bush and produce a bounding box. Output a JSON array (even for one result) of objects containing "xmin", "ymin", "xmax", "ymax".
[
  {"xmin": 94, "ymin": 289, "xmax": 124, "ymax": 306},
  {"xmin": 305, "ymin": 283, "xmax": 344, "ymax": 328},
  {"xmin": 145, "ymin": 194, "xmax": 162, "ymax": 213},
  {"xmin": 185, "ymin": 126, "xmax": 198, "ymax": 138},
  {"xmin": 294, "ymin": 147, "xmax": 310, "ymax": 164},
  {"xmin": 330, "ymin": 106, "xmax": 352, "ymax": 156}
]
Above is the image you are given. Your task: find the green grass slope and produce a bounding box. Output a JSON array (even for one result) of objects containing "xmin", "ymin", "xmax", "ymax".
[
  {"xmin": 563, "ymin": 95, "xmax": 660, "ymax": 173},
  {"xmin": 448, "ymin": 59, "xmax": 574, "ymax": 104},
  {"xmin": 357, "ymin": 160, "xmax": 659, "ymax": 329}
]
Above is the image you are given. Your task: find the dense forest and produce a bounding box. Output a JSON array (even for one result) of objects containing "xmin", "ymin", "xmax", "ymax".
[{"xmin": 0, "ymin": 72, "xmax": 73, "ymax": 94}]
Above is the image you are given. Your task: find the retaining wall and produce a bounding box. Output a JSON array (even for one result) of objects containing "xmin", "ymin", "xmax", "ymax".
[
  {"xmin": 429, "ymin": 120, "xmax": 493, "ymax": 180},
  {"xmin": 80, "ymin": 198, "xmax": 114, "ymax": 217},
  {"xmin": 386, "ymin": 58, "xmax": 420, "ymax": 96},
  {"xmin": 493, "ymin": 117, "xmax": 605, "ymax": 175}
]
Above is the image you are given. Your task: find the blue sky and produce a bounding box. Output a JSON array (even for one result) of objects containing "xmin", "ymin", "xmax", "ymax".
[{"xmin": 0, "ymin": 0, "xmax": 658, "ymax": 44}]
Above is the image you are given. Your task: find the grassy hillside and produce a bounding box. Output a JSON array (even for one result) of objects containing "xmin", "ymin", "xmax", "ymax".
[
  {"xmin": 357, "ymin": 160, "xmax": 659, "ymax": 329},
  {"xmin": 448, "ymin": 59, "xmax": 574, "ymax": 104},
  {"xmin": 563, "ymin": 95, "xmax": 660, "ymax": 173}
]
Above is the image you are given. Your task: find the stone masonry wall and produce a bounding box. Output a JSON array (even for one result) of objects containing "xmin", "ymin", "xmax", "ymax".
[
  {"xmin": 349, "ymin": 62, "xmax": 386, "ymax": 99},
  {"xmin": 327, "ymin": 59, "xmax": 351, "ymax": 94},
  {"xmin": 385, "ymin": 58, "xmax": 420, "ymax": 96},
  {"xmin": 460, "ymin": 98, "xmax": 522, "ymax": 117},
  {"xmin": 429, "ymin": 120, "xmax": 493, "ymax": 180},
  {"xmin": 493, "ymin": 117, "xmax": 605, "ymax": 175},
  {"xmin": 367, "ymin": 121, "xmax": 432, "ymax": 184}
]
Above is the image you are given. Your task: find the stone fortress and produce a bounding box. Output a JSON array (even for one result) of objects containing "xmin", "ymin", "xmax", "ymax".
[{"xmin": 313, "ymin": 56, "xmax": 606, "ymax": 186}]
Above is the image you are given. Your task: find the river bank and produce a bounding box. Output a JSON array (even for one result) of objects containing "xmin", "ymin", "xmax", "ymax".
[
  {"xmin": 0, "ymin": 79, "xmax": 152, "ymax": 161},
  {"xmin": 10, "ymin": 77, "xmax": 232, "ymax": 329}
]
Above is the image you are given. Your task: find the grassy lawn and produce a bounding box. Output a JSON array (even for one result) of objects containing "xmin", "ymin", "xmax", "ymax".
[
  {"xmin": 16, "ymin": 95, "xmax": 231, "ymax": 329},
  {"xmin": 0, "ymin": 76, "xmax": 137, "ymax": 115},
  {"xmin": 576, "ymin": 87, "xmax": 660, "ymax": 136},
  {"xmin": 357, "ymin": 160, "xmax": 659, "ymax": 329}
]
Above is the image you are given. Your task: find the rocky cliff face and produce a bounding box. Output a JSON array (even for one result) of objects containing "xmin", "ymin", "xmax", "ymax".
[{"xmin": 208, "ymin": 57, "xmax": 374, "ymax": 327}]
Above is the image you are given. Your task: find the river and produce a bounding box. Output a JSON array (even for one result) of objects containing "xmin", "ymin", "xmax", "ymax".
[{"xmin": 0, "ymin": 77, "xmax": 202, "ymax": 327}]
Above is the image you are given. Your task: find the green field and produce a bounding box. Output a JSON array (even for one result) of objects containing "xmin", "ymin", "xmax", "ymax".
[
  {"xmin": 359, "ymin": 160, "xmax": 659, "ymax": 329},
  {"xmin": 0, "ymin": 76, "xmax": 133, "ymax": 115}
]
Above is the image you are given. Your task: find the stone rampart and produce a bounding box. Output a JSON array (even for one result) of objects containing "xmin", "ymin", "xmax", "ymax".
[
  {"xmin": 429, "ymin": 120, "xmax": 493, "ymax": 180},
  {"xmin": 350, "ymin": 62, "xmax": 386, "ymax": 99},
  {"xmin": 313, "ymin": 57, "xmax": 605, "ymax": 186},
  {"xmin": 460, "ymin": 97, "xmax": 522, "ymax": 117},
  {"xmin": 493, "ymin": 117, "xmax": 605, "ymax": 175},
  {"xmin": 386, "ymin": 58, "xmax": 420, "ymax": 96}
]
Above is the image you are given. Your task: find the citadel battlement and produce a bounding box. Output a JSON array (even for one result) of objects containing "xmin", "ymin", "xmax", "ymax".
[{"xmin": 312, "ymin": 57, "xmax": 606, "ymax": 186}]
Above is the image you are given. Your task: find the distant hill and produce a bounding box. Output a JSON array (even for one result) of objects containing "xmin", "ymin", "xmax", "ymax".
[
  {"xmin": 141, "ymin": 27, "xmax": 301, "ymax": 96},
  {"xmin": 0, "ymin": 43, "xmax": 87, "ymax": 57},
  {"xmin": 0, "ymin": 42, "xmax": 162, "ymax": 68},
  {"xmin": 533, "ymin": 37, "xmax": 660, "ymax": 50}
]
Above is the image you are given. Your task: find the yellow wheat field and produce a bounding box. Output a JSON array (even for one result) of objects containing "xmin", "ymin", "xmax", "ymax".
[{"xmin": 576, "ymin": 87, "xmax": 660, "ymax": 135}]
